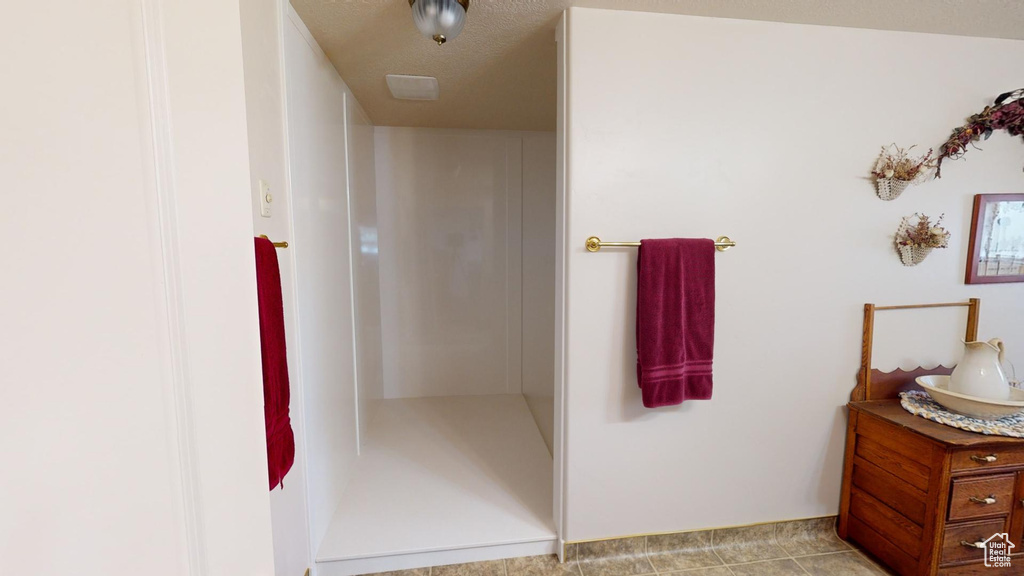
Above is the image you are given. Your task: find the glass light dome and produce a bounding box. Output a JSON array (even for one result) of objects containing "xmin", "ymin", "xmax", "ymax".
[{"xmin": 410, "ymin": 0, "xmax": 468, "ymax": 45}]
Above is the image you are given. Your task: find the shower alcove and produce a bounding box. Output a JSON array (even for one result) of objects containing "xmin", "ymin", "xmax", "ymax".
[
  {"xmin": 316, "ymin": 127, "xmax": 559, "ymax": 575},
  {"xmin": 274, "ymin": 9, "xmax": 563, "ymax": 575}
]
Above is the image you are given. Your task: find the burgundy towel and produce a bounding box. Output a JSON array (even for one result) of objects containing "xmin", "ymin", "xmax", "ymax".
[
  {"xmin": 254, "ymin": 237, "xmax": 295, "ymax": 490},
  {"xmin": 636, "ymin": 238, "xmax": 716, "ymax": 408}
]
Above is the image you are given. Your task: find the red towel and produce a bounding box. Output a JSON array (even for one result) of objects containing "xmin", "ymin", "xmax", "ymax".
[
  {"xmin": 636, "ymin": 238, "xmax": 716, "ymax": 408},
  {"xmin": 255, "ymin": 237, "xmax": 295, "ymax": 490}
]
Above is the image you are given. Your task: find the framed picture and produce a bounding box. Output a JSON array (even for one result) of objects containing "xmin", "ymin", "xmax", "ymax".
[{"xmin": 965, "ymin": 193, "xmax": 1024, "ymax": 284}]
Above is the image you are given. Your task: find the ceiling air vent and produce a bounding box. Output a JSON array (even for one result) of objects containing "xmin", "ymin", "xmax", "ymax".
[{"xmin": 385, "ymin": 74, "xmax": 439, "ymax": 101}]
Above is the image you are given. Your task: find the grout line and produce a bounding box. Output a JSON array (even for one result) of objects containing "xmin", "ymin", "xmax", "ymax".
[
  {"xmin": 788, "ymin": 556, "xmax": 814, "ymax": 576},
  {"xmin": 646, "ymin": 560, "xmax": 739, "ymax": 576},
  {"xmin": 831, "ymin": 523, "xmax": 851, "ymax": 549},
  {"xmin": 825, "ymin": 518, "xmax": 854, "ymax": 553},
  {"xmin": 708, "ymin": 529, "xmax": 728, "ymax": 568},
  {"xmin": 575, "ymin": 545, "xmax": 585, "ymax": 576},
  {"xmin": 772, "ymin": 522, "xmax": 787, "ymax": 559},
  {"xmin": 724, "ymin": 557, "xmax": 803, "ymax": 568},
  {"xmin": 643, "ymin": 535, "xmax": 658, "ymax": 575},
  {"xmin": 791, "ymin": 550, "xmax": 851, "ymax": 559},
  {"xmin": 502, "ymin": 558, "xmax": 508, "ymax": 576},
  {"xmin": 790, "ymin": 557, "xmax": 814, "ymax": 576},
  {"xmin": 776, "ymin": 522, "xmax": 813, "ymax": 576}
]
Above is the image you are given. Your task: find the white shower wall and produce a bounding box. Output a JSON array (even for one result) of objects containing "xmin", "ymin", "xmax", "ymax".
[
  {"xmin": 374, "ymin": 128, "xmax": 556, "ymax": 408},
  {"xmin": 348, "ymin": 90, "xmax": 383, "ymax": 447},
  {"xmin": 521, "ymin": 136, "xmax": 558, "ymax": 452},
  {"xmin": 282, "ymin": 7, "xmax": 363, "ymax": 559}
]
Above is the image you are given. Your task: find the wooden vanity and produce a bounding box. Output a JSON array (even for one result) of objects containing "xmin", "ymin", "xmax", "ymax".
[
  {"xmin": 839, "ymin": 400, "xmax": 1024, "ymax": 575},
  {"xmin": 838, "ymin": 300, "xmax": 1024, "ymax": 575}
]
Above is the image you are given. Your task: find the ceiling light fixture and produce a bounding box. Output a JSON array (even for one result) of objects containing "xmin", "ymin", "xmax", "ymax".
[{"xmin": 409, "ymin": 0, "xmax": 469, "ymax": 46}]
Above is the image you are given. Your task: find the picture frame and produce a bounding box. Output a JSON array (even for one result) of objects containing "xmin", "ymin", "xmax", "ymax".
[{"xmin": 965, "ymin": 193, "xmax": 1024, "ymax": 284}]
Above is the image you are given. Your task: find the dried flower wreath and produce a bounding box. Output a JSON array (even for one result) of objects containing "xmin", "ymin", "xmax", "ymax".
[{"xmin": 937, "ymin": 88, "xmax": 1024, "ymax": 177}]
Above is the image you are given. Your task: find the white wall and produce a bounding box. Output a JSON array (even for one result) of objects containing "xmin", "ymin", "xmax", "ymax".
[
  {"xmin": 2, "ymin": 1, "xmax": 275, "ymax": 573},
  {"xmin": 240, "ymin": 1, "xmax": 312, "ymax": 574},
  {"xmin": 284, "ymin": 7, "xmax": 364, "ymax": 560},
  {"xmin": 2, "ymin": 4, "xmax": 186, "ymax": 572},
  {"xmin": 562, "ymin": 7, "xmax": 1024, "ymax": 541},
  {"xmin": 161, "ymin": 0, "xmax": 278, "ymax": 569}
]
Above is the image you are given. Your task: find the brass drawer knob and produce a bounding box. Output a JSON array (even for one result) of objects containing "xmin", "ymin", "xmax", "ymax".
[
  {"xmin": 971, "ymin": 454, "xmax": 998, "ymax": 463},
  {"xmin": 961, "ymin": 539, "xmax": 987, "ymax": 549},
  {"xmin": 969, "ymin": 495, "xmax": 998, "ymax": 505}
]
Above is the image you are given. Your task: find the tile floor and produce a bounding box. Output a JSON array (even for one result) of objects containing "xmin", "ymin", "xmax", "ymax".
[{"xmin": 361, "ymin": 517, "xmax": 895, "ymax": 576}]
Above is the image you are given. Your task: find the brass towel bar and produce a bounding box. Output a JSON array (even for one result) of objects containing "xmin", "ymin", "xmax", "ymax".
[
  {"xmin": 585, "ymin": 236, "xmax": 736, "ymax": 253},
  {"xmin": 259, "ymin": 234, "xmax": 289, "ymax": 249}
]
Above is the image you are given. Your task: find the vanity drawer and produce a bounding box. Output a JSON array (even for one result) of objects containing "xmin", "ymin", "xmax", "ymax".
[
  {"xmin": 948, "ymin": 474, "xmax": 1016, "ymax": 521},
  {"xmin": 952, "ymin": 448, "xmax": 1024, "ymax": 471},
  {"xmin": 941, "ymin": 518, "xmax": 1009, "ymax": 565}
]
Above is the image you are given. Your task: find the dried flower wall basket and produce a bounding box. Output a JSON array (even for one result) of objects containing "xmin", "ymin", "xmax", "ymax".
[
  {"xmin": 894, "ymin": 213, "xmax": 950, "ymax": 267},
  {"xmin": 876, "ymin": 178, "xmax": 911, "ymax": 201},
  {"xmin": 898, "ymin": 245, "xmax": 933, "ymax": 266},
  {"xmin": 871, "ymin": 144, "xmax": 933, "ymax": 201}
]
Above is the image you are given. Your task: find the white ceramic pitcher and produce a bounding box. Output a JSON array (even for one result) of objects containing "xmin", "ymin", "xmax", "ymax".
[{"xmin": 950, "ymin": 338, "xmax": 1009, "ymax": 400}]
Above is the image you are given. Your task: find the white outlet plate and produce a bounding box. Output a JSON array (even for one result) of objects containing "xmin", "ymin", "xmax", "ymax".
[{"xmin": 259, "ymin": 179, "xmax": 272, "ymax": 218}]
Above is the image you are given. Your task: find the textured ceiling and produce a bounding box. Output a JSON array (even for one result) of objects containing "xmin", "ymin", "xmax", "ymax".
[{"xmin": 291, "ymin": 0, "xmax": 1024, "ymax": 131}]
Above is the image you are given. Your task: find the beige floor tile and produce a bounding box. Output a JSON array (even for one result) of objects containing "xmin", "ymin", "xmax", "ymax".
[
  {"xmin": 665, "ymin": 568, "xmax": 733, "ymax": 576},
  {"xmin": 506, "ymin": 550, "xmax": 582, "ymax": 576},
  {"xmin": 577, "ymin": 537, "xmax": 654, "ymax": 576},
  {"xmin": 776, "ymin": 517, "xmax": 850, "ymax": 556},
  {"xmin": 646, "ymin": 531, "xmax": 724, "ymax": 573},
  {"xmin": 711, "ymin": 524, "xmax": 788, "ymax": 564},
  {"xmin": 359, "ymin": 570, "xmax": 429, "ymax": 576},
  {"xmin": 432, "ymin": 560, "xmax": 505, "ymax": 576},
  {"xmin": 727, "ymin": 558, "xmax": 806, "ymax": 576},
  {"xmin": 796, "ymin": 551, "xmax": 885, "ymax": 575}
]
